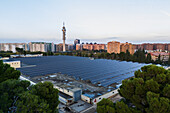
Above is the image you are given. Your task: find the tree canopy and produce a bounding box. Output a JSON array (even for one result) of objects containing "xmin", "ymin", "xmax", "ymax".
[
  {"xmin": 97, "ymin": 65, "xmax": 170, "ymax": 113},
  {"xmin": 55, "ymin": 49, "xmax": 168, "ymax": 65},
  {"xmin": 0, "ymin": 60, "xmax": 59, "ymax": 113},
  {"xmin": 0, "ymin": 60, "xmax": 20, "ymax": 83}
]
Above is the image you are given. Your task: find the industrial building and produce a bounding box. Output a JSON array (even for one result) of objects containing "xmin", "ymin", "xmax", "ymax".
[
  {"xmin": 3, "ymin": 59, "xmax": 21, "ymax": 69},
  {"xmin": 55, "ymin": 85, "xmax": 82, "ymax": 105},
  {"xmin": 12, "ymin": 55, "xmax": 147, "ymax": 106}
]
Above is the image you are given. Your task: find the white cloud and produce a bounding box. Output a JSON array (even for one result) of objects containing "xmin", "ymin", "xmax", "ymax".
[{"xmin": 160, "ymin": 10, "xmax": 170, "ymax": 17}]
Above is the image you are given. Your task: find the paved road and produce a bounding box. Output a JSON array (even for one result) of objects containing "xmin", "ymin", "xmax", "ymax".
[{"xmin": 80, "ymin": 104, "xmax": 97, "ymax": 113}]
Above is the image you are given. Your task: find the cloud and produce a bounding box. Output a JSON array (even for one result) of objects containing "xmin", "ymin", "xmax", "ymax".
[{"xmin": 160, "ymin": 10, "xmax": 170, "ymax": 17}]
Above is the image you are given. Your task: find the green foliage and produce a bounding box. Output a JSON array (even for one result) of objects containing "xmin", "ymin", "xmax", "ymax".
[
  {"xmin": 119, "ymin": 65, "xmax": 170, "ymax": 112},
  {"xmin": 97, "ymin": 98, "xmax": 115, "ymax": 113},
  {"xmin": 16, "ymin": 92, "xmax": 50, "ymax": 113},
  {"xmin": 43, "ymin": 51, "xmax": 54, "ymax": 56},
  {"xmin": 0, "ymin": 59, "xmax": 59, "ymax": 113},
  {"xmin": 0, "ymin": 60, "xmax": 20, "ymax": 83},
  {"xmin": 146, "ymin": 53, "xmax": 152, "ymax": 63},
  {"xmin": 163, "ymin": 84, "xmax": 170, "ymax": 98},
  {"xmin": 30, "ymin": 82, "xmax": 59, "ymax": 113},
  {"xmin": 168, "ymin": 55, "xmax": 170, "ymax": 65},
  {"xmin": 0, "ymin": 80, "xmax": 30, "ymax": 112},
  {"xmin": 59, "ymin": 49, "xmax": 166, "ymax": 65},
  {"xmin": 115, "ymin": 101, "xmax": 131, "ymax": 113},
  {"xmin": 97, "ymin": 65, "xmax": 170, "ymax": 113},
  {"xmin": 155, "ymin": 54, "xmax": 162, "ymax": 64},
  {"xmin": 146, "ymin": 92, "xmax": 170, "ymax": 113},
  {"xmin": 16, "ymin": 47, "xmax": 24, "ymax": 55}
]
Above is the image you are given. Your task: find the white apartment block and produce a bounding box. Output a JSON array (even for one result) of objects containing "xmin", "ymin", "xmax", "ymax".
[
  {"xmin": 29, "ymin": 42, "xmax": 46, "ymax": 52},
  {"xmin": 29, "ymin": 42, "xmax": 55, "ymax": 52},
  {"xmin": 0, "ymin": 43, "xmax": 28, "ymax": 53}
]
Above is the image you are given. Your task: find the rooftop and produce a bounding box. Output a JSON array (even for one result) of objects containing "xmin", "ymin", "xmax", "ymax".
[
  {"xmin": 14, "ymin": 56, "xmax": 146, "ymax": 87},
  {"xmin": 150, "ymin": 52, "xmax": 170, "ymax": 56},
  {"xmin": 59, "ymin": 91, "xmax": 73, "ymax": 99},
  {"xmin": 3, "ymin": 59, "xmax": 20, "ymax": 63}
]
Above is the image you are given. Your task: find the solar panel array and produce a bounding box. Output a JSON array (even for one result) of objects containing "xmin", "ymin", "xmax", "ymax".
[{"xmin": 14, "ymin": 56, "xmax": 146, "ymax": 87}]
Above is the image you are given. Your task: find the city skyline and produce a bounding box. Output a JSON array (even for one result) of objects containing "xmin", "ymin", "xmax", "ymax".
[{"xmin": 0, "ymin": 0, "xmax": 170, "ymax": 44}]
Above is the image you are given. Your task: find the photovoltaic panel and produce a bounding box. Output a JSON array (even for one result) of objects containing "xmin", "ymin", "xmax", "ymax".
[{"xmin": 14, "ymin": 56, "xmax": 147, "ymax": 87}]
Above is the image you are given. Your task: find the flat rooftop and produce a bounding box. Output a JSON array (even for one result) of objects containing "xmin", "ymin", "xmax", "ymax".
[
  {"xmin": 59, "ymin": 91, "xmax": 72, "ymax": 99},
  {"xmin": 3, "ymin": 59, "xmax": 20, "ymax": 62},
  {"xmin": 13, "ymin": 56, "xmax": 146, "ymax": 87}
]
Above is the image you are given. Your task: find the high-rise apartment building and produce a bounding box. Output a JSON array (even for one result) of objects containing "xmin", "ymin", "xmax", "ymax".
[
  {"xmin": 74, "ymin": 39, "xmax": 80, "ymax": 50},
  {"xmin": 82, "ymin": 44, "xmax": 94, "ymax": 51},
  {"xmin": 76, "ymin": 44, "xmax": 82, "ymax": 51},
  {"xmin": 74, "ymin": 39, "xmax": 80, "ymax": 45},
  {"xmin": 29, "ymin": 42, "xmax": 46, "ymax": 52},
  {"xmin": 68, "ymin": 44, "xmax": 74, "ymax": 51},
  {"xmin": 93, "ymin": 44, "xmax": 106, "ymax": 51},
  {"xmin": 133, "ymin": 43, "xmax": 170, "ymax": 52},
  {"xmin": 46, "ymin": 43, "xmax": 55, "ymax": 52},
  {"xmin": 0, "ymin": 43, "xmax": 28, "ymax": 53},
  {"xmin": 107, "ymin": 41, "xmax": 120, "ymax": 54},
  {"xmin": 76, "ymin": 43, "xmax": 106, "ymax": 51},
  {"xmin": 120, "ymin": 42, "xmax": 134, "ymax": 54}
]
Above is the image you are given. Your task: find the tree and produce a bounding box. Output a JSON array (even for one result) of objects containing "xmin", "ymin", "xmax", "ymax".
[
  {"xmin": 0, "ymin": 60, "xmax": 20, "ymax": 83},
  {"xmin": 0, "ymin": 60, "xmax": 59, "ymax": 113},
  {"xmin": 115, "ymin": 101, "xmax": 131, "ymax": 113},
  {"xmin": 167, "ymin": 55, "xmax": 170, "ymax": 65},
  {"xmin": 30, "ymin": 82, "xmax": 59, "ymax": 113},
  {"xmin": 23, "ymin": 50, "xmax": 27, "ymax": 56},
  {"xmin": 97, "ymin": 65, "xmax": 170, "ymax": 113},
  {"xmin": 133, "ymin": 49, "xmax": 146, "ymax": 63},
  {"xmin": 155, "ymin": 54, "xmax": 162, "ymax": 64},
  {"xmin": 0, "ymin": 80, "xmax": 30, "ymax": 112},
  {"xmin": 97, "ymin": 98, "xmax": 115, "ymax": 113},
  {"xmin": 16, "ymin": 92, "xmax": 50, "ymax": 113},
  {"xmin": 145, "ymin": 91, "xmax": 169, "ymax": 113},
  {"xmin": 146, "ymin": 53, "xmax": 152, "ymax": 63},
  {"xmin": 16, "ymin": 47, "xmax": 24, "ymax": 55},
  {"xmin": 119, "ymin": 65, "xmax": 170, "ymax": 112}
]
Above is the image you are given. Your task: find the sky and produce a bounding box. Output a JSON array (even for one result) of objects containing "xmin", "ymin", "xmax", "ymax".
[{"xmin": 0, "ymin": 0, "xmax": 170, "ymax": 44}]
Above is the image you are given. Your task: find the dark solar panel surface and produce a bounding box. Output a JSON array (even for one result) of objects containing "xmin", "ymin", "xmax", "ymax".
[{"xmin": 14, "ymin": 56, "xmax": 146, "ymax": 87}]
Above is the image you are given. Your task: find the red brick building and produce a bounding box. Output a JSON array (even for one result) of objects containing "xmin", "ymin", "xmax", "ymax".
[
  {"xmin": 107, "ymin": 41, "xmax": 120, "ymax": 54},
  {"xmin": 120, "ymin": 42, "xmax": 135, "ymax": 54},
  {"xmin": 133, "ymin": 43, "xmax": 170, "ymax": 51},
  {"xmin": 76, "ymin": 44, "xmax": 106, "ymax": 51}
]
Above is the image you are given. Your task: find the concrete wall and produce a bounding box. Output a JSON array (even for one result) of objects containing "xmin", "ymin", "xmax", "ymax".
[
  {"xmin": 92, "ymin": 89, "xmax": 119, "ymax": 104},
  {"xmin": 81, "ymin": 94, "xmax": 91, "ymax": 103},
  {"xmin": 19, "ymin": 76, "xmax": 36, "ymax": 85},
  {"xmin": 59, "ymin": 96, "xmax": 73, "ymax": 105},
  {"xmin": 4, "ymin": 61, "xmax": 21, "ymax": 69},
  {"xmin": 55, "ymin": 86, "xmax": 74, "ymax": 97}
]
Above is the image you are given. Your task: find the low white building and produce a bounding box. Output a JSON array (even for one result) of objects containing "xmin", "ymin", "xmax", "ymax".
[
  {"xmin": 10, "ymin": 54, "xmax": 43, "ymax": 58},
  {"xmin": 3, "ymin": 60, "xmax": 21, "ymax": 69},
  {"xmin": 0, "ymin": 57, "xmax": 9, "ymax": 60}
]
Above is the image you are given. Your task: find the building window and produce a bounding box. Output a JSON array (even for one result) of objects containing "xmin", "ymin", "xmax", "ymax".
[
  {"xmin": 113, "ymin": 92, "xmax": 114, "ymax": 93},
  {"xmin": 99, "ymin": 98, "xmax": 101, "ymax": 100}
]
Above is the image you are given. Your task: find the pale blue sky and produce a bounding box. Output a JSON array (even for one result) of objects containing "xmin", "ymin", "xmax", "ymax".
[{"xmin": 0, "ymin": 0, "xmax": 170, "ymax": 44}]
